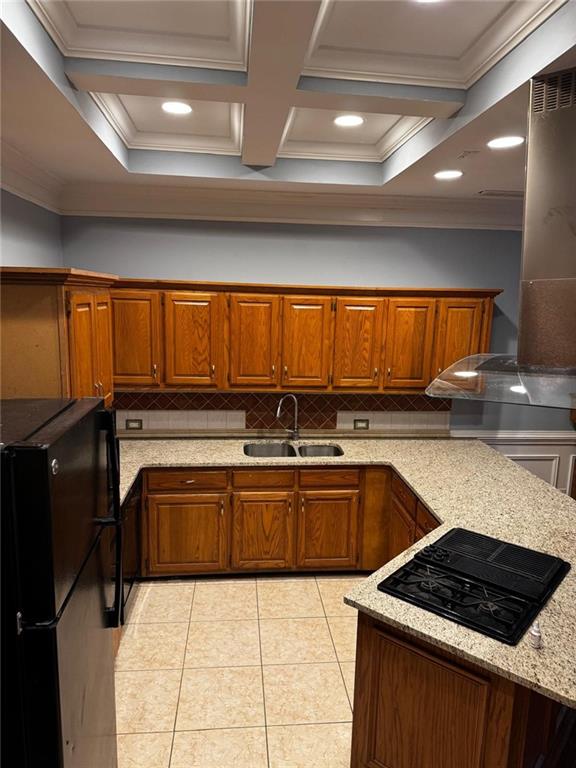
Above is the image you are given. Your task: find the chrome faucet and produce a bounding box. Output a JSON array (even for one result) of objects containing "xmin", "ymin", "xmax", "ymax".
[{"xmin": 276, "ymin": 394, "xmax": 299, "ymax": 441}]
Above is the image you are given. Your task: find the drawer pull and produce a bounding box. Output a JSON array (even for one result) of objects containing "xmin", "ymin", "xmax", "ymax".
[{"xmin": 182, "ymin": 480, "xmax": 196, "ymax": 484}]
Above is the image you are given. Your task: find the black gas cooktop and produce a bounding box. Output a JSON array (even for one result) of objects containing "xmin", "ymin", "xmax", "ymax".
[{"xmin": 377, "ymin": 528, "xmax": 570, "ymax": 645}]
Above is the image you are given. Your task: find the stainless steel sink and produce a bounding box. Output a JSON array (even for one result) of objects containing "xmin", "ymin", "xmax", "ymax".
[
  {"xmin": 298, "ymin": 444, "xmax": 344, "ymax": 457},
  {"xmin": 243, "ymin": 442, "xmax": 297, "ymax": 457}
]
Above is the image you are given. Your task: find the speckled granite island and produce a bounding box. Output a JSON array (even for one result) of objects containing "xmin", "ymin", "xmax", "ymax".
[{"xmin": 119, "ymin": 436, "xmax": 576, "ymax": 723}]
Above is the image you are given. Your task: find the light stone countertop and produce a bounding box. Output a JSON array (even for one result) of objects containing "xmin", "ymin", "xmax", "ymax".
[{"xmin": 119, "ymin": 436, "xmax": 576, "ymax": 707}]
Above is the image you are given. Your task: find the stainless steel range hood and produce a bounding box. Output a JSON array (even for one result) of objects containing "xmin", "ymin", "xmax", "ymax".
[{"xmin": 427, "ymin": 68, "xmax": 576, "ymax": 410}]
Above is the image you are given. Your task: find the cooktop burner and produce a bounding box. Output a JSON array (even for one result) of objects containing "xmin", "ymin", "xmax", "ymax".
[{"xmin": 377, "ymin": 528, "xmax": 570, "ymax": 645}]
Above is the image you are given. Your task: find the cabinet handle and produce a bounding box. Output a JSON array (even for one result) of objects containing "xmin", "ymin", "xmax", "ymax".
[
  {"xmin": 284, "ymin": 365, "xmax": 288, "ymax": 377},
  {"xmin": 438, "ymin": 367, "xmax": 442, "ymax": 374},
  {"xmin": 152, "ymin": 364, "xmax": 158, "ymax": 380},
  {"xmin": 272, "ymin": 364, "xmax": 276, "ymax": 375},
  {"xmin": 288, "ymin": 500, "xmax": 292, "ymax": 513},
  {"xmin": 211, "ymin": 364, "xmax": 216, "ymax": 377},
  {"xmin": 387, "ymin": 368, "xmax": 391, "ymax": 377},
  {"xmin": 301, "ymin": 497, "xmax": 304, "ymax": 512},
  {"xmin": 93, "ymin": 382, "xmax": 99, "ymax": 394},
  {"xmin": 220, "ymin": 500, "xmax": 225, "ymax": 516},
  {"xmin": 373, "ymin": 368, "xmax": 379, "ymax": 378},
  {"xmin": 98, "ymin": 381, "xmax": 104, "ymax": 396},
  {"xmin": 182, "ymin": 480, "xmax": 196, "ymax": 484}
]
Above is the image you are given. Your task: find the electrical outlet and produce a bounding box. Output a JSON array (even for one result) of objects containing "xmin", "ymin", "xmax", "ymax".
[
  {"xmin": 354, "ymin": 419, "xmax": 369, "ymax": 430},
  {"xmin": 125, "ymin": 419, "xmax": 143, "ymax": 430}
]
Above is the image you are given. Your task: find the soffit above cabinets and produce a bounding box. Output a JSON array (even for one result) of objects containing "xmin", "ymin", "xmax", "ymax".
[
  {"xmin": 304, "ymin": 0, "xmax": 568, "ymax": 87},
  {"xmin": 26, "ymin": 0, "xmax": 251, "ymax": 70}
]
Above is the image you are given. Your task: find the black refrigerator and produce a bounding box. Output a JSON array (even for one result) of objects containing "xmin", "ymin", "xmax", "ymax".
[{"xmin": 1, "ymin": 398, "xmax": 121, "ymax": 768}]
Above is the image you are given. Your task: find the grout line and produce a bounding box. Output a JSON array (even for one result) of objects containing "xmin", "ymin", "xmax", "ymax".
[
  {"xmin": 314, "ymin": 577, "xmax": 354, "ymax": 713},
  {"xmin": 168, "ymin": 580, "xmax": 196, "ymax": 767},
  {"xmin": 255, "ymin": 579, "xmax": 271, "ymax": 768}
]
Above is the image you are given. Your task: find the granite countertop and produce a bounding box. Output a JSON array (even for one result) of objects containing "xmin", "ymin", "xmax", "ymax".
[{"xmin": 119, "ymin": 436, "xmax": 576, "ymax": 707}]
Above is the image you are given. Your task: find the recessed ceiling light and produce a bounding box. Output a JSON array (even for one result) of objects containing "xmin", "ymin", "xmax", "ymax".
[
  {"xmin": 510, "ymin": 384, "xmax": 528, "ymax": 394},
  {"xmin": 162, "ymin": 101, "xmax": 192, "ymax": 115},
  {"xmin": 454, "ymin": 371, "xmax": 478, "ymax": 378},
  {"xmin": 334, "ymin": 114, "xmax": 364, "ymax": 127},
  {"xmin": 487, "ymin": 135, "xmax": 525, "ymax": 149},
  {"xmin": 434, "ymin": 169, "xmax": 463, "ymax": 180}
]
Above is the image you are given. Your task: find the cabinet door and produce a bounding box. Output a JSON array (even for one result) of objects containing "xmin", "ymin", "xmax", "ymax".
[
  {"xmin": 111, "ymin": 291, "xmax": 161, "ymax": 386},
  {"xmin": 333, "ymin": 298, "xmax": 385, "ymax": 388},
  {"xmin": 231, "ymin": 491, "xmax": 294, "ymax": 570},
  {"xmin": 388, "ymin": 497, "xmax": 415, "ymax": 560},
  {"xmin": 383, "ymin": 298, "xmax": 436, "ymax": 389},
  {"xmin": 68, "ymin": 292, "xmax": 97, "ymax": 398},
  {"xmin": 297, "ymin": 490, "xmax": 359, "ymax": 568},
  {"xmin": 229, "ymin": 294, "xmax": 281, "ymax": 386},
  {"xmin": 147, "ymin": 493, "xmax": 227, "ymax": 574},
  {"xmin": 282, "ymin": 296, "xmax": 333, "ymax": 387},
  {"xmin": 94, "ymin": 294, "xmax": 113, "ymax": 406},
  {"xmin": 164, "ymin": 292, "xmax": 224, "ymax": 387},
  {"xmin": 432, "ymin": 298, "xmax": 483, "ymax": 378}
]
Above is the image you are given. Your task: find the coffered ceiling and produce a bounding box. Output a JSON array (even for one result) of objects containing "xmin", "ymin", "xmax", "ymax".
[{"xmin": 1, "ymin": 0, "xmax": 575, "ymax": 228}]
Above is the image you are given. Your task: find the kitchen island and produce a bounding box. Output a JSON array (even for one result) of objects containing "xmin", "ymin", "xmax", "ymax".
[{"xmin": 119, "ymin": 436, "xmax": 576, "ymax": 765}]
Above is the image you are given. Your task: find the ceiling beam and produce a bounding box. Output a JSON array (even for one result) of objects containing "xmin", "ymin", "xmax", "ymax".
[
  {"xmin": 295, "ymin": 77, "xmax": 465, "ymax": 118},
  {"xmin": 380, "ymin": 0, "xmax": 576, "ymax": 185},
  {"xmin": 241, "ymin": 0, "xmax": 322, "ymax": 167},
  {"xmin": 64, "ymin": 58, "xmax": 247, "ymax": 104}
]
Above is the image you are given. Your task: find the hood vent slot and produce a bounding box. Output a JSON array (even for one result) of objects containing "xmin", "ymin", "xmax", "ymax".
[{"xmin": 532, "ymin": 70, "xmax": 575, "ymax": 113}]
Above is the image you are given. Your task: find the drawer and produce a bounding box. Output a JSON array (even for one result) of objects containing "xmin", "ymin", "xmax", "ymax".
[
  {"xmin": 299, "ymin": 468, "xmax": 360, "ymax": 488},
  {"xmin": 146, "ymin": 469, "xmax": 228, "ymax": 492},
  {"xmin": 416, "ymin": 501, "xmax": 440, "ymax": 534},
  {"xmin": 391, "ymin": 473, "xmax": 417, "ymax": 517},
  {"xmin": 232, "ymin": 469, "xmax": 296, "ymax": 489}
]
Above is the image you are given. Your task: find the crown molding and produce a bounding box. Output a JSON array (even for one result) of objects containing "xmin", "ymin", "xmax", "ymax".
[
  {"xmin": 25, "ymin": 0, "xmax": 251, "ymax": 71},
  {"xmin": 0, "ymin": 141, "xmax": 63, "ymax": 212}
]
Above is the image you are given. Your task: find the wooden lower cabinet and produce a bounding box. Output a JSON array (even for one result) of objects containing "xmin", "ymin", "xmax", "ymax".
[
  {"xmin": 231, "ymin": 491, "xmax": 295, "ymax": 569},
  {"xmin": 388, "ymin": 497, "xmax": 415, "ymax": 561},
  {"xmin": 351, "ymin": 614, "xmax": 521, "ymax": 768},
  {"xmin": 297, "ymin": 489, "xmax": 359, "ymax": 568},
  {"xmin": 147, "ymin": 492, "xmax": 228, "ymax": 574}
]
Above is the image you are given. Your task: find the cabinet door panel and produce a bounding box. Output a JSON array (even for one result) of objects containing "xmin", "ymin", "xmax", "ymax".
[
  {"xmin": 94, "ymin": 294, "xmax": 113, "ymax": 406},
  {"xmin": 232, "ymin": 492, "xmax": 294, "ymax": 569},
  {"xmin": 388, "ymin": 497, "xmax": 415, "ymax": 561},
  {"xmin": 229, "ymin": 294, "xmax": 281, "ymax": 386},
  {"xmin": 111, "ymin": 291, "xmax": 161, "ymax": 386},
  {"xmin": 383, "ymin": 298, "xmax": 436, "ymax": 389},
  {"xmin": 297, "ymin": 490, "xmax": 358, "ymax": 568},
  {"xmin": 333, "ymin": 298, "xmax": 385, "ymax": 388},
  {"xmin": 68, "ymin": 293, "xmax": 97, "ymax": 398},
  {"xmin": 282, "ymin": 297, "xmax": 333, "ymax": 387},
  {"xmin": 164, "ymin": 292, "xmax": 223, "ymax": 386},
  {"xmin": 433, "ymin": 298, "xmax": 483, "ymax": 377},
  {"xmin": 148, "ymin": 493, "xmax": 227, "ymax": 574}
]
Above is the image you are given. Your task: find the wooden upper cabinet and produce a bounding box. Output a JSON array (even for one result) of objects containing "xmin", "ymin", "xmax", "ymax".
[
  {"xmin": 229, "ymin": 294, "xmax": 281, "ymax": 386},
  {"xmin": 68, "ymin": 292, "xmax": 98, "ymax": 398},
  {"xmin": 111, "ymin": 291, "xmax": 161, "ymax": 386},
  {"xmin": 163, "ymin": 292, "xmax": 224, "ymax": 387},
  {"xmin": 94, "ymin": 295, "xmax": 113, "ymax": 406},
  {"xmin": 231, "ymin": 491, "xmax": 295, "ymax": 570},
  {"xmin": 333, "ymin": 298, "xmax": 385, "ymax": 388},
  {"xmin": 383, "ymin": 298, "xmax": 436, "ymax": 389},
  {"xmin": 282, "ymin": 296, "xmax": 333, "ymax": 387},
  {"xmin": 432, "ymin": 298, "xmax": 484, "ymax": 378}
]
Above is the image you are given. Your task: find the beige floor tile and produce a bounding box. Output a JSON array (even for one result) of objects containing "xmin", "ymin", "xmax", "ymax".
[
  {"xmin": 340, "ymin": 662, "xmax": 356, "ymax": 704},
  {"xmin": 176, "ymin": 667, "xmax": 264, "ymax": 730},
  {"xmin": 268, "ymin": 722, "xmax": 353, "ymax": 768},
  {"xmin": 191, "ymin": 581, "xmax": 257, "ymax": 621},
  {"xmin": 185, "ymin": 620, "xmax": 260, "ymax": 668},
  {"xmin": 115, "ymin": 670, "xmax": 181, "ymax": 733},
  {"xmin": 127, "ymin": 583, "xmax": 194, "ymax": 624},
  {"xmin": 263, "ymin": 663, "xmax": 351, "ymax": 726},
  {"xmin": 170, "ymin": 728, "xmax": 268, "ymax": 768},
  {"xmin": 316, "ymin": 579, "xmax": 361, "ymax": 617},
  {"xmin": 115, "ymin": 623, "xmax": 188, "ymax": 671},
  {"xmin": 116, "ymin": 732, "xmax": 172, "ymax": 768},
  {"xmin": 257, "ymin": 579, "xmax": 324, "ymax": 619},
  {"xmin": 327, "ymin": 617, "xmax": 358, "ymax": 662},
  {"xmin": 260, "ymin": 618, "xmax": 336, "ymax": 665}
]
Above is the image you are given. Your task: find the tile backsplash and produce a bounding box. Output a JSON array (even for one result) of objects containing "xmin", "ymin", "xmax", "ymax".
[{"xmin": 114, "ymin": 392, "xmax": 450, "ymax": 432}]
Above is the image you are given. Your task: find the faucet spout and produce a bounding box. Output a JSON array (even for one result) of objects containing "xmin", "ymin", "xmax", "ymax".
[{"xmin": 276, "ymin": 394, "xmax": 299, "ymax": 440}]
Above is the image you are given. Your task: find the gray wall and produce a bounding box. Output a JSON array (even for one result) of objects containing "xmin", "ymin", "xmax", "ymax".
[{"xmin": 1, "ymin": 190, "xmax": 63, "ymax": 267}]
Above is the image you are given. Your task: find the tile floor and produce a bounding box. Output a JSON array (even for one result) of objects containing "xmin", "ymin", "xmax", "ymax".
[{"xmin": 115, "ymin": 574, "xmax": 363, "ymax": 767}]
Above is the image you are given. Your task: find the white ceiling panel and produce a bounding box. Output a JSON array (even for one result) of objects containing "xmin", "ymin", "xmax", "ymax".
[{"xmin": 26, "ymin": 0, "xmax": 251, "ymax": 69}]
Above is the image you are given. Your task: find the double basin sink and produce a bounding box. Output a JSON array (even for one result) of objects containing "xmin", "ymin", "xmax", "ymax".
[{"xmin": 244, "ymin": 442, "xmax": 343, "ymax": 458}]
